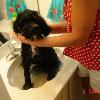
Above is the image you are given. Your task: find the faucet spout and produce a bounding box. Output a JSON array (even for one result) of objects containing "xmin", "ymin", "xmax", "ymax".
[{"xmin": 6, "ymin": 42, "xmax": 21, "ymax": 61}]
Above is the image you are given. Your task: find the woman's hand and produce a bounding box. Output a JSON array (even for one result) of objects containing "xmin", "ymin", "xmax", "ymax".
[{"xmin": 13, "ymin": 32, "xmax": 31, "ymax": 45}]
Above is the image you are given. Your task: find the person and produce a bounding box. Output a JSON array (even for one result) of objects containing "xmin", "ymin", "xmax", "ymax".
[{"xmin": 13, "ymin": 0, "xmax": 100, "ymax": 99}]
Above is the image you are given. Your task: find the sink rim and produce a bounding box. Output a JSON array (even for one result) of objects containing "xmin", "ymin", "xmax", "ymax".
[{"xmin": 6, "ymin": 48, "xmax": 64, "ymax": 89}]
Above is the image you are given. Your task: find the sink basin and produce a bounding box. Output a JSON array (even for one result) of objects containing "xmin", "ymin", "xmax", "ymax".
[
  {"xmin": 7, "ymin": 48, "xmax": 64, "ymax": 89},
  {"xmin": 7, "ymin": 56, "xmax": 48, "ymax": 89},
  {"xmin": 0, "ymin": 19, "xmax": 81, "ymax": 100},
  {"xmin": 0, "ymin": 45, "xmax": 79, "ymax": 100}
]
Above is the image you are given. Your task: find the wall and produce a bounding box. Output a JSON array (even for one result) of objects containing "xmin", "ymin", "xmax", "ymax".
[
  {"xmin": 24, "ymin": 0, "xmax": 38, "ymax": 11},
  {"xmin": 0, "ymin": 0, "xmax": 7, "ymax": 20},
  {"xmin": 38, "ymin": 0, "xmax": 51, "ymax": 18},
  {"xmin": 0, "ymin": 0, "xmax": 51, "ymax": 20},
  {"xmin": 25, "ymin": 0, "xmax": 51, "ymax": 18}
]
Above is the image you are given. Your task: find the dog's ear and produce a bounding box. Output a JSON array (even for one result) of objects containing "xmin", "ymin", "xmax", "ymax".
[
  {"xmin": 31, "ymin": 11, "xmax": 52, "ymax": 36},
  {"xmin": 13, "ymin": 11, "xmax": 25, "ymax": 34},
  {"xmin": 13, "ymin": 9, "xmax": 32, "ymax": 33}
]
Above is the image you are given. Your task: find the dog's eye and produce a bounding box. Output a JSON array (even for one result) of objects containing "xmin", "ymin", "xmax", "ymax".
[
  {"xmin": 33, "ymin": 26, "xmax": 40, "ymax": 32},
  {"xmin": 31, "ymin": 23, "xmax": 39, "ymax": 30}
]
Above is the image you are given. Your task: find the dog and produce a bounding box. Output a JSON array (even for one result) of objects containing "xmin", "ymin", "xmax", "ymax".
[{"xmin": 13, "ymin": 9, "xmax": 61, "ymax": 90}]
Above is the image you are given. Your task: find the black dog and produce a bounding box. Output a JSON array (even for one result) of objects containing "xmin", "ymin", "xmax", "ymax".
[{"xmin": 13, "ymin": 9, "xmax": 61, "ymax": 90}]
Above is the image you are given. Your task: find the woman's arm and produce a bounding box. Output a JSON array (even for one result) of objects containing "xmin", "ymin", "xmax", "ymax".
[
  {"xmin": 48, "ymin": 20, "xmax": 70, "ymax": 34},
  {"xmin": 71, "ymin": 0, "xmax": 99, "ymax": 44},
  {"xmin": 14, "ymin": 0, "xmax": 99, "ymax": 47}
]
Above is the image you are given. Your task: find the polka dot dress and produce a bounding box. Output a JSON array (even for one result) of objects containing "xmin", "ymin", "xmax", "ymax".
[{"xmin": 63, "ymin": 0, "xmax": 100, "ymax": 71}]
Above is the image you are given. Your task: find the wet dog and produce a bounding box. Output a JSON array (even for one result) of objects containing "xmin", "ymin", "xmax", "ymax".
[{"xmin": 13, "ymin": 9, "xmax": 61, "ymax": 90}]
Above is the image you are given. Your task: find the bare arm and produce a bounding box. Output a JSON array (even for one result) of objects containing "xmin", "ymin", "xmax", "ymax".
[
  {"xmin": 14, "ymin": 0, "xmax": 99, "ymax": 47},
  {"xmin": 70, "ymin": 0, "xmax": 99, "ymax": 45},
  {"xmin": 48, "ymin": 20, "xmax": 70, "ymax": 34}
]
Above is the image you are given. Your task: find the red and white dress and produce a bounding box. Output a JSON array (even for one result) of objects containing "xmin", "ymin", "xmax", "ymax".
[{"xmin": 63, "ymin": 0, "xmax": 100, "ymax": 71}]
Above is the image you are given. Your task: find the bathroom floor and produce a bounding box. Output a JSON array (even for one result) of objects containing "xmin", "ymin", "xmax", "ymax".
[{"xmin": 9, "ymin": 64, "xmax": 48, "ymax": 89}]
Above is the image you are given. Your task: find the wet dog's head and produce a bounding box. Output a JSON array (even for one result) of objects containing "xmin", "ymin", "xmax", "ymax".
[{"xmin": 13, "ymin": 9, "xmax": 51, "ymax": 40}]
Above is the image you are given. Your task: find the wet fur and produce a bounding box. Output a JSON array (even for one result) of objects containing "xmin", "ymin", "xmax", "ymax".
[{"xmin": 13, "ymin": 9, "xmax": 61, "ymax": 90}]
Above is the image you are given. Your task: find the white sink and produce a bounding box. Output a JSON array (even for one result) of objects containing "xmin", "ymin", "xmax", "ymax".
[
  {"xmin": 7, "ymin": 48, "xmax": 64, "ymax": 89},
  {"xmin": 0, "ymin": 42, "xmax": 79, "ymax": 100}
]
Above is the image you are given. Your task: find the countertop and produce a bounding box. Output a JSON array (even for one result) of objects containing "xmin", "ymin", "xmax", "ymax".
[
  {"xmin": 0, "ymin": 48, "xmax": 79, "ymax": 100},
  {"xmin": 0, "ymin": 19, "xmax": 79, "ymax": 100}
]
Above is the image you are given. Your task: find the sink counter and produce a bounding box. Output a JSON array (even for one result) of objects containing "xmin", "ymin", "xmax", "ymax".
[
  {"xmin": 0, "ymin": 19, "xmax": 81, "ymax": 100},
  {"xmin": 0, "ymin": 46, "xmax": 79, "ymax": 100}
]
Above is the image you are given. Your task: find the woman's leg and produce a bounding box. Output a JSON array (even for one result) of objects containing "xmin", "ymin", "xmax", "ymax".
[
  {"xmin": 78, "ymin": 64, "xmax": 100, "ymax": 99},
  {"xmin": 82, "ymin": 77, "xmax": 100, "ymax": 100},
  {"xmin": 82, "ymin": 77, "xmax": 90, "ymax": 93},
  {"xmin": 88, "ymin": 93, "xmax": 100, "ymax": 100},
  {"xmin": 88, "ymin": 70, "xmax": 100, "ymax": 100}
]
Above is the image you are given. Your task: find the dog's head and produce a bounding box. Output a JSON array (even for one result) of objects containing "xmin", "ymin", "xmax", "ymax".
[{"xmin": 13, "ymin": 9, "xmax": 51, "ymax": 40}]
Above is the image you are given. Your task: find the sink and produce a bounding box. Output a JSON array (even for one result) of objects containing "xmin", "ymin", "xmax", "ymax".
[
  {"xmin": 7, "ymin": 55, "xmax": 48, "ymax": 89},
  {"xmin": 0, "ymin": 44, "xmax": 79, "ymax": 100},
  {"xmin": 7, "ymin": 48, "xmax": 64, "ymax": 89},
  {"xmin": 0, "ymin": 19, "xmax": 81, "ymax": 100}
]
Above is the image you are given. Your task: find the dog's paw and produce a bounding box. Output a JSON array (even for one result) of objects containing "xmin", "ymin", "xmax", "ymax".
[{"xmin": 23, "ymin": 83, "xmax": 33, "ymax": 90}]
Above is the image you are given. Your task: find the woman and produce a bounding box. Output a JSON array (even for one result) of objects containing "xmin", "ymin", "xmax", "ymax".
[{"xmin": 13, "ymin": 0, "xmax": 100, "ymax": 99}]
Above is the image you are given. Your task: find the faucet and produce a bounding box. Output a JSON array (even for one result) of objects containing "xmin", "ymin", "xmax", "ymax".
[{"xmin": 6, "ymin": 41, "xmax": 21, "ymax": 61}]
